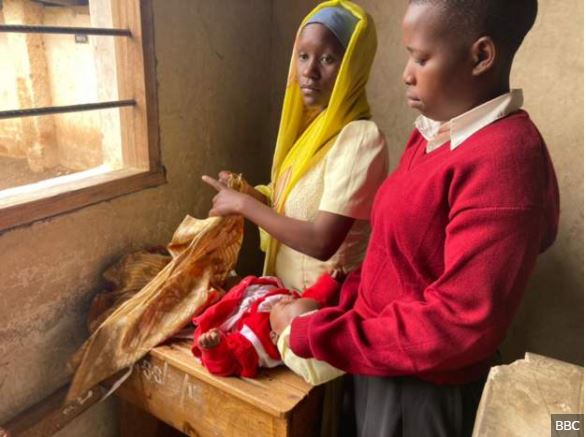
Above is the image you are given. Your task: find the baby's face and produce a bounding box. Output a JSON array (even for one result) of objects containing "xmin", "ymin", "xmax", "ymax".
[
  {"xmin": 272, "ymin": 296, "xmax": 303, "ymax": 320},
  {"xmin": 274, "ymin": 296, "xmax": 319, "ymax": 318},
  {"xmin": 270, "ymin": 296, "xmax": 320, "ymax": 337}
]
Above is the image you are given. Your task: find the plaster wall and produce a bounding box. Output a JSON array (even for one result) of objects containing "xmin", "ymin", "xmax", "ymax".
[
  {"xmin": 0, "ymin": 1, "xmax": 272, "ymax": 435},
  {"xmin": 502, "ymin": 0, "xmax": 583, "ymax": 365},
  {"xmin": 268, "ymin": 0, "xmax": 584, "ymax": 366}
]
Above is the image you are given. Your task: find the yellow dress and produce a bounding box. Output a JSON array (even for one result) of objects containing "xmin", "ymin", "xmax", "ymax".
[
  {"xmin": 274, "ymin": 119, "xmax": 388, "ymax": 291},
  {"xmin": 260, "ymin": 2, "xmax": 380, "ymax": 435}
]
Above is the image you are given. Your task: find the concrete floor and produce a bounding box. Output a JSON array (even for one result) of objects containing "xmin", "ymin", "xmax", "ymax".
[{"xmin": 0, "ymin": 156, "xmax": 75, "ymax": 190}]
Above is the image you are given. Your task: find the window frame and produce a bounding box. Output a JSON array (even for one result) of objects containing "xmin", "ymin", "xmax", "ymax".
[{"xmin": 0, "ymin": 0, "xmax": 165, "ymax": 232}]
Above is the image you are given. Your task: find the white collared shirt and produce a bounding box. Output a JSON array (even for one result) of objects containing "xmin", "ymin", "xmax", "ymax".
[{"xmin": 415, "ymin": 89, "xmax": 524, "ymax": 153}]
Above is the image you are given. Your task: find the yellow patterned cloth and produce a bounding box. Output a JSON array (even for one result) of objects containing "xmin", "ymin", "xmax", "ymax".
[
  {"xmin": 85, "ymin": 249, "xmax": 172, "ymax": 334},
  {"xmin": 67, "ymin": 180, "xmax": 244, "ymax": 401},
  {"xmin": 258, "ymin": 0, "xmax": 378, "ymax": 276}
]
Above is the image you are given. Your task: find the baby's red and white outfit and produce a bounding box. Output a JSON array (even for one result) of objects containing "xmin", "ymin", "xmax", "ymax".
[{"xmin": 192, "ymin": 274, "xmax": 339, "ymax": 377}]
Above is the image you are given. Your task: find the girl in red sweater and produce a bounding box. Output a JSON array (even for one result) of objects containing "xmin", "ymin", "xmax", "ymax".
[{"xmin": 270, "ymin": 1, "xmax": 560, "ymax": 436}]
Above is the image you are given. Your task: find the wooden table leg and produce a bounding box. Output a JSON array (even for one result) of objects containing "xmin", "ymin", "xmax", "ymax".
[{"xmin": 119, "ymin": 399, "xmax": 183, "ymax": 437}]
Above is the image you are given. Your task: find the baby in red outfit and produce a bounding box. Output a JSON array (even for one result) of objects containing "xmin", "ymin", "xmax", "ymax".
[{"xmin": 192, "ymin": 272, "xmax": 341, "ymax": 378}]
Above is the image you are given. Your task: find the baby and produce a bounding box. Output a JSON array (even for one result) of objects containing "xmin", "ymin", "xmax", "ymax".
[{"xmin": 192, "ymin": 272, "xmax": 342, "ymax": 378}]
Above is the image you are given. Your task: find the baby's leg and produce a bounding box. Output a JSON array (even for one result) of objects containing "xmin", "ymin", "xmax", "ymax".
[{"xmin": 198, "ymin": 328, "xmax": 221, "ymax": 349}]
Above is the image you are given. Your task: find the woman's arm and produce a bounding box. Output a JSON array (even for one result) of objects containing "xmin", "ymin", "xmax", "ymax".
[{"xmin": 202, "ymin": 175, "xmax": 354, "ymax": 260}]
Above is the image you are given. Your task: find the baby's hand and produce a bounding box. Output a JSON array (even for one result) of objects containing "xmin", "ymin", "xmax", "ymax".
[
  {"xmin": 330, "ymin": 267, "xmax": 347, "ymax": 282},
  {"xmin": 198, "ymin": 328, "xmax": 221, "ymax": 349}
]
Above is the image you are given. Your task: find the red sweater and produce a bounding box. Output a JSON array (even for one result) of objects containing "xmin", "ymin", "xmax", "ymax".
[{"xmin": 290, "ymin": 111, "xmax": 559, "ymax": 384}]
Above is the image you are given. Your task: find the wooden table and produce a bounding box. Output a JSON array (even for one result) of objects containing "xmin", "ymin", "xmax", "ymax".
[{"xmin": 116, "ymin": 341, "xmax": 325, "ymax": 437}]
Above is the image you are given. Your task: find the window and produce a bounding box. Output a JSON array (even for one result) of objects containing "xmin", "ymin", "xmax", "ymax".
[{"xmin": 0, "ymin": 0, "xmax": 164, "ymax": 231}]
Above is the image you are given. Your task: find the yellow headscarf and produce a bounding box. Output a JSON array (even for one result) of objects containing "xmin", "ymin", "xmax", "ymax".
[{"xmin": 258, "ymin": 0, "xmax": 377, "ymax": 275}]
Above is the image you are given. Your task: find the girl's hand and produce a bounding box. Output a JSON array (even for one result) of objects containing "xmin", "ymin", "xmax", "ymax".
[
  {"xmin": 202, "ymin": 175, "xmax": 248, "ymax": 216},
  {"xmin": 218, "ymin": 170, "xmax": 269, "ymax": 204}
]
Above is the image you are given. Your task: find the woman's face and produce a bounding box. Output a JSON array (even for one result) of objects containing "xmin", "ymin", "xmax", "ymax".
[{"xmin": 296, "ymin": 23, "xmax": 345, "ymax": 111}]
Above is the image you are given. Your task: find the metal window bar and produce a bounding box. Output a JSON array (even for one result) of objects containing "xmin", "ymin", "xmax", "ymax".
[
  {"xmin": 0, "ymin": 24, "xmax": 134, "ymax": 119},
  {"xmin": 0, "ymin": 100, "xmax": 136, "ymax": 120},
  {"xmin": 0, "ymin": 24, "xmax": 131, "ymax": 36}
]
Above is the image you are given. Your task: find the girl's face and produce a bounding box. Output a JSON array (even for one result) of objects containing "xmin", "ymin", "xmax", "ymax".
[
  {"xmin": 402, "ymin": 3, "xmax": 477, "ymax": 122},
  {"xmin": 296, "ymin": 23, "xmax": 345, "ymax": 111}
]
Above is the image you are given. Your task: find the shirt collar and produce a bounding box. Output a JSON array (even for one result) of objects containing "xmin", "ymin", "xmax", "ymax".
[{"xmin": 415, "ymin": 89, "xmax": 524, "ymax": 153}]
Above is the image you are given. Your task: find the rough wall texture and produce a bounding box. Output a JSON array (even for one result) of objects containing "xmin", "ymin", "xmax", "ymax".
[
  {"xmin": 268, "ymin": 0, "xmax": 583, "ymax": 366},
  {"xmin": 0, "ymin": 0, "xmax": 272, "ymax": 433},
  {"xmin": 501, "ymin": 0, "xmax": 583, "ymax": 365}
]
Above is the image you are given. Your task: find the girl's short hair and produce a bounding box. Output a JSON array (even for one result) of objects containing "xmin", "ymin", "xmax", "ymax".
[{"xmin": 409, "ymin": 0, "xmax": 538, "ymax": 57}]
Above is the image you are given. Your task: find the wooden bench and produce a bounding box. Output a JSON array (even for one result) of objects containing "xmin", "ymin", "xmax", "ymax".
[{"xmin": 116, "ymin": 341, "xmax": 325, "ymax": 437}]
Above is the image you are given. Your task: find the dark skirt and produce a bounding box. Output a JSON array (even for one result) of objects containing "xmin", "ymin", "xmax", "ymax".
[{"xmin": 340, "ymin": 374, "xmax": 486, "ymax": 437}]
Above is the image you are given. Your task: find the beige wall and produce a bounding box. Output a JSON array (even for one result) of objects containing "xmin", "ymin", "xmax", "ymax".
[
  {"xmin": 269, "ymin": 0, "xmax": 583, "ymax": 366},
  {"xmin": 0, "ymin": 0, "xmax": 272, "ymax": 434},
  {"xmin": 502, "ymin": 0, "xmax": 583, "ymax": 365}
]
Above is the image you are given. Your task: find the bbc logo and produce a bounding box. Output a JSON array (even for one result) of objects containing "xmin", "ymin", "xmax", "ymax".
[{"xmin": 551, "ymin": 414, "xmax": 584, "ymax": 436}]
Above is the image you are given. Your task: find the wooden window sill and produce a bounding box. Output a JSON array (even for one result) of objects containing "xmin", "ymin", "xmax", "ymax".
[{"xmin": 0, "ymin": 166, "xmax": 166, "ymax": 232}]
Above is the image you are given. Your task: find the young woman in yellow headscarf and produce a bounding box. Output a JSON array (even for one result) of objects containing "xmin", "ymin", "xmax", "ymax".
[{"xmin": 203, "ymin": 0, "xmax": 388, "ymax": 294}]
